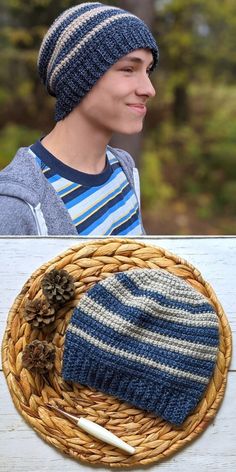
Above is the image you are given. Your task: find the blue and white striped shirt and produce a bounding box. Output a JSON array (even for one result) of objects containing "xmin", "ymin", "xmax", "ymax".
[{"xmin": 30, "ymin": 140, "xmax": 142, "ymax": 235}]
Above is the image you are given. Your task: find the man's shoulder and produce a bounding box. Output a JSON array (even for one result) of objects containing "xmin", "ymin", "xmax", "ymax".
[
  {"xmin": 107, "ymin": 145, "xmax": 135, "ymax": 168},
  {"xmin": 0, "ymin": 146, "xmax": 36, "ymax": 176},
  {"xmin": 0, "ymin": 146, "xmax": 44, "ymax": 204}
]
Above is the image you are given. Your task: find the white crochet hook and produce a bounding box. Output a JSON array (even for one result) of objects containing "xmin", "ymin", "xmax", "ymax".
[{"xmin": 46, "ymin": 403, "xmax": 135, "ymax": 455}]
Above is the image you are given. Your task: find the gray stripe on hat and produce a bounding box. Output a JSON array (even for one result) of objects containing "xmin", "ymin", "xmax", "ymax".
[
  {"xmin": 68, "ymin": 324, "xmax": 209, "ymax": 385},
  {"xmin": 104, "ymin": 268, "xmax": 211, "ymax": 306},
  {"xmin": 47, "ymin": 6, "xmax": 118, "ymax": 78},
  {"xmin": 101, "ymin": 277, "xmax": 218, "ymax": 326},
  {"xmin": 38, "ymin": 3, "xmax": 100, "ymax": 68},
  {"xmin": 49, "ymin": 12, "xmax": 136, "ymax": 89},
  {"xmin": 127, "ymin": 269, "xmax": 211, "ymax": 305},
  {"xmin": 81, "ymin": 294, "xmax": 218, "ymax": 361}
]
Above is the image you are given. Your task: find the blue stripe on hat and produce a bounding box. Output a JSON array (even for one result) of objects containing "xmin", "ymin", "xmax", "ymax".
[
  {"xmin": 63, "ymin": 329, "xmax": 208, "ymax": 394},
  {"xmin": 70, "ymin": 309, "xmax": 217, "ymax": 379},
  {"xmin": 119, "ymin": 272, "xmax": 216, "ymax": 315},
  {"xmin": 86, "ymin": 283, "xmax": 218, "ymax": 346}
]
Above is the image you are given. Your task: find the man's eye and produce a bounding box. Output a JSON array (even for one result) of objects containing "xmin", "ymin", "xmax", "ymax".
[
  {"xmin": 121, "ymin": 68, "xmax": 133, "ymax": 73},
  {"xmin": 120, "ymin": 68, "xmax": 152, "ymax": 76}
]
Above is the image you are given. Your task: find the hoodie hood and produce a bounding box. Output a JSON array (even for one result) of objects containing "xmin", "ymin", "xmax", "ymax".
[{"xmin": 0, "ymin": 147, "xmax": 43, "ymax": 205}]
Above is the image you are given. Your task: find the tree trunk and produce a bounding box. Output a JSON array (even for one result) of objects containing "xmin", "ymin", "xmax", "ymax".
[
  {"xmin": 118, "ymin": 0, "xmax": 155, "ymax": 31},
  {"xmin": 173, "ymin": 84, "xmax": 189, "ymax": 125},
  {"xmin": 109, "ymin": 0, "xmax": 155, "ymax": 166}
]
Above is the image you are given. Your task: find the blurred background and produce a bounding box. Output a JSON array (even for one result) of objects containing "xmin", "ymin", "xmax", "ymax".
[{"xmin": 0, "ymin": 0, "xmax": 236, "ymax": 234}]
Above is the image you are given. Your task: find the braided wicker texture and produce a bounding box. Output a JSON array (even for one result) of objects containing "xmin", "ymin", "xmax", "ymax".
[{"xmin": 2, "ymin": 238, "xmax": 232, "ymax": 468}]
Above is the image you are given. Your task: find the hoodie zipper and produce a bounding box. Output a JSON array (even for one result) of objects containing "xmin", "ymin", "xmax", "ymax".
[{"xmin": 26, "ymin": 202, "xmax": 48, "ymax": 235}]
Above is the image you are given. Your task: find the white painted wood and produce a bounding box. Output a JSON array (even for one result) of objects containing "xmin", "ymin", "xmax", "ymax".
[{"xmin": 0, "ymin": 237, "xmax": 235, "ymax": 472}]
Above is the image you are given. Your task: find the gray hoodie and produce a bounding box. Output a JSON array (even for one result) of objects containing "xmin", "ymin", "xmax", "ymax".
[{"xmin": 0, "ymin": 145, "xmax": 144, "ymax": 235}]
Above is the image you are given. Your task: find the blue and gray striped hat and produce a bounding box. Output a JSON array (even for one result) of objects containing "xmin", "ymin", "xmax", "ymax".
[
  {"xmin": 37, "ymin": 2, "xmax": 159, "ymax": 121},
  {"xmin": 62, "ymin": 268, "xmax": 219, "ymax": 426}
]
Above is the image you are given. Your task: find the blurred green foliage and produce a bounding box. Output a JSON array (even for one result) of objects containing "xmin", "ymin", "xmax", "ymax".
[
  {"xmin": 0, "ymin": 124, "xmax": 40, "ymax": 168},
  {"xmin": 0, "ymin": 0, "xmax": 236, "ymax": 233},
  {"xmin": 142, "ymin": 84, "xmax": 236, "ymax": 210}
]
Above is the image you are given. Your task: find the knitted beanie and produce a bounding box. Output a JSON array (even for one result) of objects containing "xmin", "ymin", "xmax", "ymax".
[
  {"xmin": 62, "ymin": 268, "xmax": 219, "ymax": 426},
  {"xmin": 37, "ymin": 2, "xmax": 159, "ymax": 121}
]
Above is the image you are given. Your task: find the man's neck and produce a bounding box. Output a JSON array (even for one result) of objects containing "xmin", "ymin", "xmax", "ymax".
[{"xmin": 41, "ymin": 111, "xmax": 112, "ymax": 174}]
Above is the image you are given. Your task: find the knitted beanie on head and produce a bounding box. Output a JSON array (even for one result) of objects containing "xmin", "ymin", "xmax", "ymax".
[
  {"xmin": 37, "ymin": 2, "xmax": 159, "ymax": 122},
  {"xmin": 62, "ymin": 268, "xmax": 219, "ymax": 426}
]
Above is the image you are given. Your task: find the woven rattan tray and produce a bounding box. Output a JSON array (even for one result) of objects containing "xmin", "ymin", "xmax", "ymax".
[{"xmin": 2, "ymin": 238, "xmax": 232, "ymax": 468}]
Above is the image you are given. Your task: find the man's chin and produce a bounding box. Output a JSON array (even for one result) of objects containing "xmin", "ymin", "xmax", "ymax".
[{"xmin": 115, "ymin": 123, "xmax": 144, "ymax": 135}]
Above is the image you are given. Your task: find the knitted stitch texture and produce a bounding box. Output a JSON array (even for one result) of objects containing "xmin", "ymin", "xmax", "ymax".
[
  {"xmin": 62, "ymin": 268, "xmax": 219, "ymax": 425},
  {"xmin": 37, "ymin": 2, "xmax": 159, "ymax": 121}
]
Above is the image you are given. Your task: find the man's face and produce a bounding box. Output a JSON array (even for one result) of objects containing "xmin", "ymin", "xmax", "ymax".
[{"xmin": 76, "ymin": 48, "xmax": 156, "ymax": 135}]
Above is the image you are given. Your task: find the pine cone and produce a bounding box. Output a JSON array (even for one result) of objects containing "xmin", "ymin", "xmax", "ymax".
[
  {"xmin": 23, "ymin": 298, "xmax": 56, "ymax": 328},
  {"xmin": 41, "ymin": 269, "xmax": 75, "ymax": 306},
  {"xmin": 22, "ymin": 340, "xmax": 55, "ymax": 374}
]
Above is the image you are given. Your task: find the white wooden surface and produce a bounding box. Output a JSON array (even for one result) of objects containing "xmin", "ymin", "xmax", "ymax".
[{"xmin": 0, "ymin": 236, "xmax": 235, "ymax": 472}]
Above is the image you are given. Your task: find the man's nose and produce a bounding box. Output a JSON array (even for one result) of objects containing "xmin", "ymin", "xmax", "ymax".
[{"xmin": 136, "ymin": 74, "xmax": 156, "ymax": 98}]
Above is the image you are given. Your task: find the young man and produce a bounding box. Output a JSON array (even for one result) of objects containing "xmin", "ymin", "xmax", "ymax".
[{"xmin": 0, "ymin": 2, "xmax": 159, "ymax": 235}]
